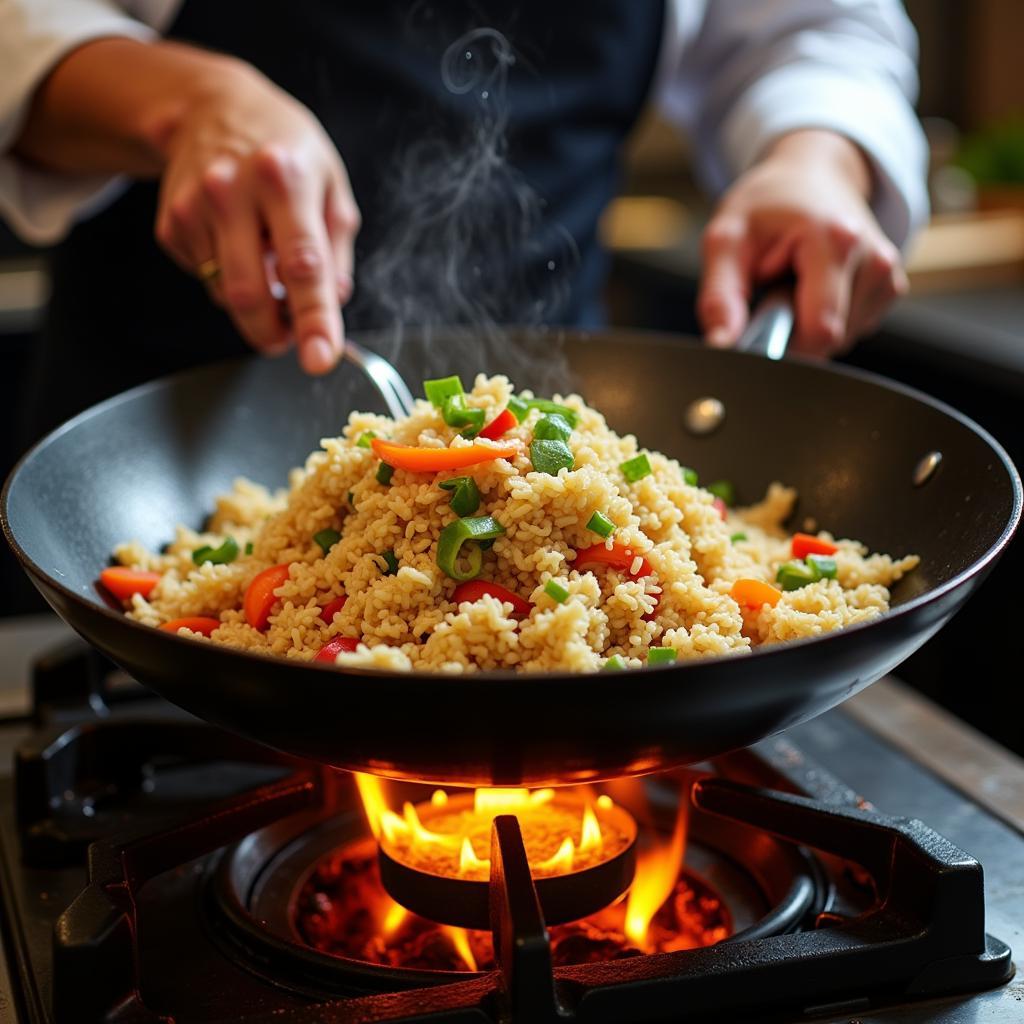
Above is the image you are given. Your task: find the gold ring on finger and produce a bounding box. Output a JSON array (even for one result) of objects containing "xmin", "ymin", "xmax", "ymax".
[{"xmin": 196, "ymin": 258, "xmax": 221, "ymax": 283}]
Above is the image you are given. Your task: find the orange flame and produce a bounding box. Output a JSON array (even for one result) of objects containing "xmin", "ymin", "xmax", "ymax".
[
  {"xmin": 444, "ymin": 926, "xmax": 478, "ymax": 971},
  {"xmin": 537, "ymin": 836, "xmax": 575, "ymax": 873},
  {"xmin": 458, "ymin": 836, "xmax": 490, "ymax": 875},
  {"xmin": 579, "ymin": 805, "xmax": 602, "ymax": 853},
  {"xmin": 624, "ymin": 800, "xmax": 687, "ymax": 949},
  {"xmin": 382, "ymin": 900, "xmax": 408, "ymax": 936}
]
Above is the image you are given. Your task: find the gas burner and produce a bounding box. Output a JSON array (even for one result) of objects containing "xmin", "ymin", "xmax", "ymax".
[
  {"xmin": 0, "ymin": 640, "xmax": 1017, "ymax": 1024},
  {"xmin": 209, "ymin": 774, "xmax": 823, "ymax": 986}
]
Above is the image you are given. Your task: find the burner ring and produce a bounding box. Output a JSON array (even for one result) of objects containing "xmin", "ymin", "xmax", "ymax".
[{"xmin": 377, "ymin": 795, "xmax": 638, "ymax": 930}]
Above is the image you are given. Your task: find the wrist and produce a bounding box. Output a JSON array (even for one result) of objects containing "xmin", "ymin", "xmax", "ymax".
[
  {"xmin": 763, "ymin": 129, "xmax": 873, "ymax": 200},
  {"xmin": 140, "ymin": 48, "xmax": 260, "ymax": 166}
]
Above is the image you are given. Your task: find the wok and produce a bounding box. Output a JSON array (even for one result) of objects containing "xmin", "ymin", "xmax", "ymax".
[{"xmin": 3, "ymin": 329, "xmax": 1020, "ymax": 786}]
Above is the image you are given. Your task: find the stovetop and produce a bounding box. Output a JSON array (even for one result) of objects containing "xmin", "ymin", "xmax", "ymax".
[{"xmin": 0, "ymin": 624, "xmax": 1022, "ymax": 1023}]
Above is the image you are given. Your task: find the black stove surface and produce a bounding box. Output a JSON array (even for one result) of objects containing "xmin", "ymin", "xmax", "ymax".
[{"xmin": 0, "ymin": 641, "xmax": 1021, "ymax": 1024}]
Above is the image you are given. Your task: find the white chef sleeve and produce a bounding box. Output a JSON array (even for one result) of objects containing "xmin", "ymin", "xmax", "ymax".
[
  {"xmin": 0, "ymin": 0, "xmax": 159, "ymax": 245},
  {"xmin": 660, "ymin": 0, "xmax": 929, "ymax": 249}
]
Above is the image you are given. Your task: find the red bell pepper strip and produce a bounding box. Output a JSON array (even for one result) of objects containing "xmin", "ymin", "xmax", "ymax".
[
  {"xmin": 244, "ymin": 564, "xmax": 291, "ymax": 630},
  {"xmin": 478, "ymin": 408, "xmax": 517, "ymax": 441},
  {"xmin": 712, "ymin": 497, "xmax": 728, "ymax": 521},
  {"xmin": 314, "ymin": 635, "xmax": 360, "ymax": 662},
  {"xmin": 319, "ymin": 595, "xmax": 348, "ymax": 623},
  {"xmin": 791, "ymin": 533, "xmax": 838, "ymax": 559},
  {"xmin": 452, "ymin": 579, "xmax": 532, "ymax": 617},
  {"xmin": 99, "ymin": 567, "xmax": 162, "ymax": 601},
  {"xmin": 370, "ymin": 438, "xmax": 516, "ymax": 473},
  {"xmin": 160, "ymin": 616, "xmax": 221, "ymax": 636},
  {"xmin": 573, "ymin": 543, "xmax": 652, "ymax": 579}
]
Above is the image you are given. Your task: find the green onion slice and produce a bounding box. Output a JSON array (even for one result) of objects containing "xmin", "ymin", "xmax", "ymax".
[
  {"xmin": 436, "ymin": 516, "xmax": 505, "ymax": 581},
  {"xmin": 378, "ymin": 550, "xmax": 399, "ymax": 576},
  {"xmin": 681, "ymin": 466, "xmax": 698, "ymax": 486},
  {"xmin": 356, "ymin": 431, "xmax": 377, "ymax": 449},
  {"xmin": 314, "ymin": 528, "xmax": 341, "ymax": 554},
  {"xmin": 530, "ymin": 439, "xmax": 575, "ymax": 475},
  {"xmin": 620, "ymin": 453, "xmax": 652, "ymax": 483},
  {"xmin": 244, "ymin": 541, "xmax": 254, "ymax": 555},
  {"xmin": 424, "ymin": 375, "xmax": 463, "ymax": 407},
  {"xmin": 439, "ymin": 476, "xmax": 481, "ymax": 517},
  {"xmin": 442, "ymin": 394, "xmax": 485, "ymax": 437},
  {"xmin": 806, "ymin": 553, "xmax": 838, "ymax": 580},
  {"xmin": 602, "ymin": 654, "xmax": 627, "ymax": 671},
  {"xmin": 586, "ymin": 511, "xmax": 615, "ymax": 539},
  {"xmin": 192, "ymin": 536, "xmax": 238, "ymax": 566},
  {"xmin": 776, "ymin": 559, "xmax": 817, "ymax": 591},
  {"xmin": 347, "ymin": 491, "xmax": 354, "ymax": 507},
  {"xmin": 647, "ymin": 647, "xmax": 678, "ymax": 666},
  {"xmin": 507, "ymin": 395, "xmax": 530, "ymax": 422},
  {"xmin": 707, "ymin": 480, "xmax": 735, "ymax": 506},
  {"xmin": 544, "ymin": 579, "xmax": 570, "ymax": 603},
  {"xmin": 729, "ymin": 532, "xmax": 748, "ymax": 544},
  {"xmin": 377, "ymin": 462, "xmax": 395, "ymax": 486},
  {"xmin": 533, "ymin": 413, "xmax": 573, "ymax": 442}
]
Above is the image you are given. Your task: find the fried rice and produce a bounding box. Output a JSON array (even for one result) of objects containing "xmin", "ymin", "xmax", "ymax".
[{"xmin": 110, "ymin": 374, "xmax": 919, "ymax": 672}]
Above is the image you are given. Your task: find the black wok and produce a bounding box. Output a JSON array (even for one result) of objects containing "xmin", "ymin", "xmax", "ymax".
[{"xmin": 3, "ymin": 330, "xmax": 1020, "ymax": 786}]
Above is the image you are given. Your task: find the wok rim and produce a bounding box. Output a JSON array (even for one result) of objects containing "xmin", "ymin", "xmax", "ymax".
[{"xmin": 3, "ymin": 328, "xmax": 1021, "ymax": 687}]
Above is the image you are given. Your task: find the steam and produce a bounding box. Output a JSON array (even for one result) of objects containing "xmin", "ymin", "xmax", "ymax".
[{"xmin": 353, "ymin": 27, "xmax": 577, "ymax": 393}]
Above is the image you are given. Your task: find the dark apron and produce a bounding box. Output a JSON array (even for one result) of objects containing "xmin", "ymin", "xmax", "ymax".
[{"xmin": 27, "ymin": 1, "xmax": 664, "ymax": 438}]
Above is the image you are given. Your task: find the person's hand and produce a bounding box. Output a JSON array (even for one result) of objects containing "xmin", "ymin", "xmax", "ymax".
[
  {"xmin": 697, "ymin": 129, "xmax": 908, "ymax": 358},
  {"xmin": 153, "ymin": 62, "xmax": 359, "ymax": 374}
]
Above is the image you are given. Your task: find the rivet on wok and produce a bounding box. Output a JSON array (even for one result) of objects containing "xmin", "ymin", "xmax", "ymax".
[
  {"xmin": 685, "ymin": 397, "xmax": 725, "ymax": 436},
  {"xmin": 913, "ymin": 451, "xmax": 942, "ymax": 487}
]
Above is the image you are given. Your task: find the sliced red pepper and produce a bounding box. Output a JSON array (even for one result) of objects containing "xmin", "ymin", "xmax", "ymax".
[
  {"xmin": 712, "ymin": 497, "xmax": 728, "ymax": 521},
  {"xmin": 452, "ymin": 579, "xmax": 532, "ymax": 617},
  {"xmin": 99, "ymin": 567, "xmax": 162, "ymax": 601},
  {"xmin": 244, "ymin": 564, "xmax": 291, "ymax": 631},
  {"xmin": 791, "ymin": 533, "xmax": 838, "ymax": 559},
  {"xmin": 370, "ymin": 438, "xmax": 516, "ymax": 473},
  {"xmin": 573, "ymin": 543, "xmax": 652, "ymax": 579},
  {"xmin": 160, "ymin": 616, "xmax": 221, "ymax": 636},
  {"xmin": 478, "ymin": 408, "xmax": 517, "ymax": 441},
  {"xmin": 319, "ymin": 595, "xmax": 348, "ymax": 623},
  {"xmin": 314, "ymin": 635, "xmax": 360, "ymax": 662}
]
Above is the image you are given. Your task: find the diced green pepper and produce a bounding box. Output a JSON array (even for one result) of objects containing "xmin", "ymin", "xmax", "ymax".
[
  {"xmin": 436, "ymin": 516, "xmax": 506, "ymax": 581},
  {"xmin": 776, "ymin": 559, "xmax": 817, "ymax": 591},
  {"xmin": 602, "ymin": 654, "xmax": 627, "ymax": 671},
  {"xmin": 586, "ymin": 511, "xmax": 616, "ymax": 539},
  {"xmin": 507, "ymin": 395, "xmax": 530, "ymax": 422},
  {"xmin": 314, "ymin": 528, "xmax": 341, "ymax": 555},
  {"xmin": 707, "ymin": 480, "xmax": 735, "ymax": 506},
  {"xmin": 424, "ymin": 375, "xmax": 463, "ymax": 407},
  {"xmin": 192, "ymin": 536, "xmax": 239, "ymax": 566},
  {"xmin": 356, "ymin": 431, "xmax": 377, "ymax": 449},
  {"xmin": 681, "ymin": 466, "xmax": 698, "ymax": 486},
  {"xmin": 439, "ymin": 476, "xmax": 481, "ymax": 517},
  {"xmin": 544, "ymin": 579, "xmax": 570, "ymax": 603},
  {"xmin": 376, "ymin": 462, "xmax": 395, "ymax": 486},
  {"xmin": 530, "ymin": 439, "xmax": 575, "ymax": 475},
  {"xmin": 621, "ymin": 454, "xmax": 652, "ymax": 483},
  {"xmin": 729, "ymin": 532, "xmax": 748, "ymax": 544},
  {"xmin": 442, "ymin": 394, "xmax": 485, "ymax": 437},
  {"xmin": 533, "ymin": 413, "xmax": 573, "ymax": 442},
  {"xmin": 244, "ymin": 541, "xmax": 254, "ymax": 555},
  {"xmin": 807, "ymin": 553, "xmax": 838, "ymax": 580},
  {"xmin": 526, "ymin": 398, "xmax": 578, "ymax": 428},
  {"xmin": 647, "ymin": 647, "xmax": 678, "ymax": 666}
]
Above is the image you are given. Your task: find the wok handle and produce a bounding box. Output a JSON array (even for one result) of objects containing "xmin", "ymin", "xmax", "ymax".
[{"xmin": 734, "ymin": 286, "xmax": 794, "ymax": 360}]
